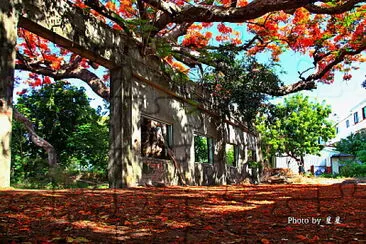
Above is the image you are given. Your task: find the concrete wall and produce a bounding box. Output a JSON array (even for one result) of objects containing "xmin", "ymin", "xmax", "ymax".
[
  {"xmin": 275, "ymin": 147, "xmax": 339, "ymax": 174},
  {"xmin": 130, "ymin": 75, "xmax": 260, "ymax": 186}
]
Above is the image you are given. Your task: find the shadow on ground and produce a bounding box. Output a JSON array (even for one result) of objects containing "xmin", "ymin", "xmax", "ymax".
[{"xmin": 0, "ymin": 183, "xmax": 365, "ymax": 243}]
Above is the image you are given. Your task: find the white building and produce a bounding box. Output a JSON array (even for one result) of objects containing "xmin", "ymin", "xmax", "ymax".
[
  {"xmin": 275, "ymin": 147, "xmax": 339, "ymax": 175},
  {"xmin": 275, "ymin": 98, "xmax": 366, "ymax": 175},
  {"xmin": 331, "ymin": 98, "xmax": 366, "ymax": 143}
]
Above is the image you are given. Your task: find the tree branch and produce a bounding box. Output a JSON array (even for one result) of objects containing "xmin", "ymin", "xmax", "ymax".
[
  {"xmin": 13, "ymin": 109, "xmax": 58, "ymax": 166},
  {"xmin": 137, "ymin": 0, "xmax": 148, "ymax": 20},
  {"xmin": 16, "ymin": 53, "xmax": 110, "ymax": 101},
  {"xmin": 231, "ymin": 0, "xmax": 238, "ymax": 7},
  {"xmin": 305, "ymin": 0, "xmax": 363, "ymax": 14},
  {"xmin": 162, "ymin": 22, "xmax": 193, "ymax": 41},
  {"xmin": 313, "ymin": 40, "xmax": 366, "ymax": 81},
  {"xmin": 204, "ymin": 35, "xmax": 263, "ymax": 52},
  {"xmin": 145, "ymin": 0, "xmax": 365, "ymax": 34},
  {"xmin": 84, "ymin": 0, "xmax": 131, "ymax": 35},
  {"xmin": 142, "ymin": 0, "xmax": 182, "ymax": 15},
  {"xmin": 146, "ymin": 0, "xmax": 318, "ymax": 32},
  {"xmin": 264, "ymin": 80, "xmax": 317, "ymax": 96}
]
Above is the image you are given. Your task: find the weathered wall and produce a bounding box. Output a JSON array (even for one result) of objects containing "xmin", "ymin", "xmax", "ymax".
[
  {"xmin": 129, "ymin": 70, "xmax": 261, "ymax": 186},
  {"xmin": 20, "ymin": 0, "xmax": 130, "ymax": 69}
]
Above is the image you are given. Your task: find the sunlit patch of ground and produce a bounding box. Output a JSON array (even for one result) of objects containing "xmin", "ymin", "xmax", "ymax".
[
  {"xmin": 288, "ymin": 175, "xmax": 362, "ymax": 184},
  {"xmin": 0, "ymin": 183, "xmax": 365, "ymax": 243}
]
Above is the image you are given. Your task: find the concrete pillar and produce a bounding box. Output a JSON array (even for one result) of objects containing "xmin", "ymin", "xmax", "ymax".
[
  {"xmin": 0, "ymin": 1, "xmax": 19, "ymax": 187},
  {"xmin": 108, "ymin": 62, "xmax": 141, "ymax": 188}
]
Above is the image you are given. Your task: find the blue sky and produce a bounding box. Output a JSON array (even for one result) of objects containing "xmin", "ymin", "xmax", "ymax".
[{"xmin": 271, "ymin": 50, "xmax": 366, "ymax": 119}]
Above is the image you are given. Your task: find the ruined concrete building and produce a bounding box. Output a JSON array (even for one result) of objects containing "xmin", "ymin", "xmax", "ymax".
[
  {"xmin": 0, "ymin": 0, "xmax": 261, "ymax": 188},
  {"xmin": 127, "ymin": 74, "xmax": 261, "ymax": 186}
]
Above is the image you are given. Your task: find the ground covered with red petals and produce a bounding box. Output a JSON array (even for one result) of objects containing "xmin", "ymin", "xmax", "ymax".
[{"xmin": 0, "ymin": 183, "xmax": 365, "ymax": 243}]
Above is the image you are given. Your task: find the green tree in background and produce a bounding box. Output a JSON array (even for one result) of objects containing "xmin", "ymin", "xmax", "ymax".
[
  {"xmin": 336, "ymin": 130, "xmax": 366, "ymax": 163},
  {"xmin": 200, "ymin": 51, "xmax": 283, "ymax": 127},
  {"xmin": 225, "ymin": 145, "xmax": 235, "ymax": 167},
  {"xmin": 11, "ymin": 81, "xmax": 108, "ymax": 185},
  {"xmin": 256, "ymin": 94, "xmax": 336, "ymax": 173},
  {"xmin": 194, "ymin": 136, "xmax": 208, "ymax": 163},
  {"xmin": 335, "ymin": 131, "xmax": 366, "ymax": 177}
]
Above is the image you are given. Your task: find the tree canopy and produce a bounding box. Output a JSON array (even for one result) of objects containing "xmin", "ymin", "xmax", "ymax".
[
  {"xmin": 336, "ymin": 130, "xmax": 366, "ymax": 162},
  {"xmin": 200, "ymin": 51, "xmax": 283, "ymax": 125},
  {"xmin": 256, "ymin": 94, "xmax": 336, "ymax": 171},
  {"xmin": 15, "ymin": 0, "xmax": 366, "ymax": 99},
  {"xmin": 12, "ymin": 82, "xmax": 108, "ymax": 185}
]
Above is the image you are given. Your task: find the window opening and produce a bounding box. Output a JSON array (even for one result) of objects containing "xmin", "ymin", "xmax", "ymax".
[
  {"xmin": 226, "ymin": 144, "xmax": 238, "ymax": 167},
  {"xmin": 194, "ymin": 135, "xmax": 214, "ymax": 164},
  {"xmin": 141, "ymin": 117, "xmax": 172, "ymax": 159}
]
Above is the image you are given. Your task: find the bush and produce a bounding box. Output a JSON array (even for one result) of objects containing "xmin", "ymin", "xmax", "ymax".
[
  {"xmin": 336, "ymin": 131, "xmax": 366, "ymax": 163},
  {"xmin": 12, "ymin": 168, "xmax": 108, "ymax": 189},
  {"xmin": 319, "ymin": 173, "xmax": 339, "ymax": 178},
  {"xmin": 303, "ymin": 171, "xmax": 314, "ymax": 177},
  {"xmin": 339, "ymin": 160, "xmax": 366, "ymax": 177}
]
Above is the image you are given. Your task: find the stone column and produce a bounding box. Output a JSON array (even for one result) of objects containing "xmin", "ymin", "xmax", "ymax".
[
  {"xmin": 0, "ymin": 1, "xmax": 19, "ymax": 187},
  {"xmin": 108, "ymin": 61, "xmax": 141, "ymax": 188}
]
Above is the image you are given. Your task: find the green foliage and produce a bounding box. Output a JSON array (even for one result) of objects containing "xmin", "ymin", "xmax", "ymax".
[
  {"xmin": 11, "ymin": 81, "xmax": 108, "ymax": 187},
  {"xmin": 225, "ymin": 145, "xmax": 235, "ymax": 166},
  {"xmin": 339, "ymin": 160, "xmax": 366, "ymax": 177},
  {"xmin": 318, "ymin": 173, "xmax": 341, "ymax": 178},
  {"xmin": 303, "ymin": 171, "xmax": 314, "ymax": 177},
  {"xmin": 256, "ymin": 94, "xmax": 336, "ymax": 162},
  {"xmin": 194, "ymin": 136, "xmax": 208, "ymax": 163},
  {"xmin": 200, "ymin": 50, "xmax": 283, "ymax": 126},
  {"xmin": 248, "ymin": 161, "xmax": 260, "ymax": 168},
  {"xmin": 357, "ymin": 150, "xmax": 366, "ymax": 163},
  {"xmin": 336, "ymin": 131, "xmax": 366, "ymax": 162}
]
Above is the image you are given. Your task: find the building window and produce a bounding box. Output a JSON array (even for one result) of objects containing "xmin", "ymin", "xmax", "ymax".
[
  {"xmin": 141, "ymin": 117, "xmax": 172, "ymax": 159},
  {"xmin": 194, "ymin": 135, "xmax": 214, "ymax": 164},
  {"xmin": 363, "ymin": 106, "xmax": 366, "ymax": 120},
  {"xmin": 336, "ymin": 127, "xmax": 339, "ymax": 134},
  {"xmin": 226, "ymin": 144, "xmax": 239, "ymax": 167},
  {"xmin": 354, "ymin": 112, "xmax": 359, "ymax": 124},
  {"xmin": 247, "ymin": 149, "xmax": 257, "ymax": 162},
  {"xmin": 346, "ymin": 120, "xmax": 350, "ymax": 128}
]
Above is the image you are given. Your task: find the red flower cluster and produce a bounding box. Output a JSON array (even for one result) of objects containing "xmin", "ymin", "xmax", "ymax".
[
  {"xmin": 182, "ymin": 31, "xmax": 212, "ymax": 48},
  {"xmin": 343, "ymin": 73, "xmax": 352, "ymax": 81},
  {"xmin": 217, "ymin": 23, "xmax": 232, "ymax": 34}
]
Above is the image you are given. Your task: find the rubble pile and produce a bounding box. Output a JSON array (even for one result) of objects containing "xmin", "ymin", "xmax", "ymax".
[{"xmin": 261, "ymin": 168, "xmax": 294, "ymax": 184}]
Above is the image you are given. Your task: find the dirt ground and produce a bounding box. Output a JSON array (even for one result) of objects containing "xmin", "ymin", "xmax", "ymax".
[
  {"xmin": 0, "ymin": 180, "xmax": 365, "ymax": 243},
  {"xmin": 288, "ymin": 176, "xmax": 366, "ymax": 185}
]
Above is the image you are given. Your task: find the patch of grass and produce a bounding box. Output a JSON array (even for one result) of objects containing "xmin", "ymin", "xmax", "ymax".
[
  {"xmin": 11, "ymin": 170, "xmax": 108, "ymax": 190},
  {"xmin": 318, "ymin": 173, "xmax": 342, "ymax": 179}
]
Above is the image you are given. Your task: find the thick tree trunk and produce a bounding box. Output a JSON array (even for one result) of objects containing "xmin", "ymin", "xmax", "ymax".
[
  {"xmin": 0, "ymin": 2, "xmax": 18, "ymax": 187},
  {"xmin": 214, "ymin": 116, "xmax": 226, "ymax": 185},
  {"xmin": 298, "ymin": 156, "xmax": 305, "ymax": 174},
  {"xmin": 167, "ymin": 148, "xmax": 186, "ymax": 186}
]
